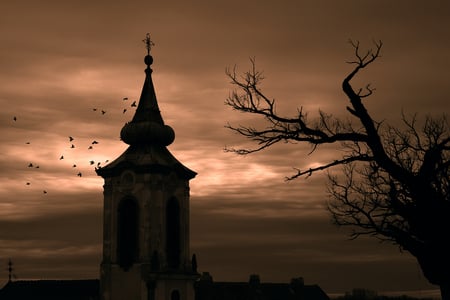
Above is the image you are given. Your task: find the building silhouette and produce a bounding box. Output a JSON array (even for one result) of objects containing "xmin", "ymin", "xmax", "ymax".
[
  {"xmin": 95, "ymin": 35, "xmax": 198, "ymax": 300},
  {"xmin": 0, "ymin": 38, "xmax": 329, "ymax": 300}
]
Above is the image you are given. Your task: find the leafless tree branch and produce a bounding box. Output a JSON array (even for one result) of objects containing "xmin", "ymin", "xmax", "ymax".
[{"xmin": 224, "ymin": 40, "xmax": 450, "ymax": 295}]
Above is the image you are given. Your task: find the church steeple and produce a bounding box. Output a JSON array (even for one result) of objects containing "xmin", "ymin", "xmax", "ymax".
[
  {"xmin": 97, "ymin": 34, "xmax": 195, "ymax": 180},
  {"xmin": 120, "ymin": 34, "xmax": 175, "ymax": 146},
  {"xmin": 96, "ymin": 34, "xmax": 198, "ymax": 300}
]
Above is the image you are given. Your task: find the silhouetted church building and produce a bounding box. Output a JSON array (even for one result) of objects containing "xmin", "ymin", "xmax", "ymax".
[{"xmin": 0, "ymin": 37, "xmax": 329, "ymax": 300}]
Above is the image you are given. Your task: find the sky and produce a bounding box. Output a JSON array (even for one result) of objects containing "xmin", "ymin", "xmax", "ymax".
[{"xmin": 0, "ymin": 0, "xmax": 449, "ymax": 298}]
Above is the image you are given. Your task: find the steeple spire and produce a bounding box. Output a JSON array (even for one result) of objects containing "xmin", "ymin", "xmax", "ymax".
[
  {"xmin": 96, "ymin": 34, "xmax": 196, "ymax": 179},
  {"xmin": 120, "ymin": 33, "xmax": 175, "ymax": 146}
]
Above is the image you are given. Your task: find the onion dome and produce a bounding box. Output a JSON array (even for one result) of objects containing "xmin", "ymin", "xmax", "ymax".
[
  {"xmin": 120, "ymin": 39, "xmax": 174, "ymax": 146},
  {"xmin": 96, "ymin": 34, "xmax": 196, "ymax": 180}
]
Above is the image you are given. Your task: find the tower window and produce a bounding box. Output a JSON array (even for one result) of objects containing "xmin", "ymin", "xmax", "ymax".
[
  {"xmin": 117, "ymin": 197, "xmax": 139, "ymax": 271},
  {"xmin": 171, "ymin": 290, "xmax": 180, "ymax": 300},
  {"xmin": 166, "ymin": 197, "xmax": 181, "ymax": 268}
]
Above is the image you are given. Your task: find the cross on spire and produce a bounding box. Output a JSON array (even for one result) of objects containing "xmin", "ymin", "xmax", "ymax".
[{"xmin": 143, "ymin": 33, "xmax": 155, "ymax": 55}]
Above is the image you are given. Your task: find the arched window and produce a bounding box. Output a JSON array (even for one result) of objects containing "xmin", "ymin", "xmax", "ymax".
[
  {"xmin": 171, "ymin": 290, "xmax": 180, "ymax": 300},
  {"xmin": 117, "ymin": 197, "xmax": 139, "ymax": 271},
  {"xmin": 166, "ymin": 197, "xmax": 181, "ymax": 268}
]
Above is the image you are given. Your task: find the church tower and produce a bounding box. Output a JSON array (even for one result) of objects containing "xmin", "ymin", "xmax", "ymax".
[{"xmin": 96, "ymin": 35, "xmax": 199, "ymax": 300}]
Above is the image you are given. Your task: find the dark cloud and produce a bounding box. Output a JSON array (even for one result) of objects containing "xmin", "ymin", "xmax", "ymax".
[
  {"xmin": 0, "ymin": 209, "xmax": 101, "ymax": 286},
  {"xmin": 191, "ymin": 197, "xmax": 433, "ymax": 293}
]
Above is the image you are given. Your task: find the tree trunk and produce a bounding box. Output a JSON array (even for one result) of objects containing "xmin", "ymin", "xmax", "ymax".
[{"xmin": 441, "ymin": 283, "xmax": 449, "ymax": 300}]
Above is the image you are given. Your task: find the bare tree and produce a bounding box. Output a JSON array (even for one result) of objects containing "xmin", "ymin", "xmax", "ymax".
[{"xmin": 225, "ymin": 40, "xmax": 450, "ymax": 300}]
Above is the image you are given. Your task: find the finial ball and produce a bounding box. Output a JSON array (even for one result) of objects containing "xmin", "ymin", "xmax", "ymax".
[{"xmin": 144, "ymin": 55, "xmax": 153, "ymax": 66}]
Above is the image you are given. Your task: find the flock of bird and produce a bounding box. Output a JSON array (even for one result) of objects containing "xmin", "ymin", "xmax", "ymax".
[{"xmin": 12, "ymin": 97, "xmax": 137, "ymax": 195}]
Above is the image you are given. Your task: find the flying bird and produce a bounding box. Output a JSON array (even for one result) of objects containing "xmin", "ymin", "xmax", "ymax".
[
  {"xmin": 131, "ymin": 101, "xmax": 137, "ymax": 107},
  {"xmin": 35, "ymin": 165, "xmax": 39, "ymax": 169},
  {"xmin": 43, "ymin": 190, "xmax": 47, "ymax": 194},
  {"xmin": 92, "ymin": 140, "xmax": 98, "ymax": 144},
  {"xmin": 28, "ymin": 163, "xmax": 33, "ymax": 167},
  {"xmin": 123, "ymin": 97, "xmax": 128, "ymax": 100},
  {"xmin": 26, "ymin": 182, "xmax": 30, "ymax": 185},
  {"xmin": 69, "ymin": 136, "xmax": 74, "ymax": 142},
  {"xmin": 71, "ymin": 144, "xmax": 75, "ymax": 148},
  {"xmin": 123, "ymin": 109, "xmax": 127, "ymax": 114},
  {"xmin": 88, "ymin": 146, "xmax": 93, "ymax": 150},
  {"xmin": 60, "ymin": 155, "xmax": 64, "ymax": 160},
  {"xmin": 77, "ymin": 172, "xmax": 82, "ymax": 177},
  {"xmin": 89, "ymin": 160, "xmax": 95, "ymax": 165},
  {"xmin": 13, "ymin": 116, "xmax": 17, "ymax": 121},
  {"xmin": 72, "ymin": 164, "xmax": 77, "ymax": 168},
  {"xmin": 101, "ymin": 110, "xmax": 106, "ymax": 115},
  {"xmin": 93, "ymin": 108, "xmax": 97, "ymax": 111},
  {"xmin": 26, "ymin": 142, "xmax": 30, "ymax": 144}
]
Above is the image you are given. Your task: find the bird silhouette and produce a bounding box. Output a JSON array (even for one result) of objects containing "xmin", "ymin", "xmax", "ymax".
[
  {"xmin": 101, "ymin": 110, "xmax": 106, "ymax": 115},
  {"xmin": 28, "ymin": 163, "xmax": 33, "ymax": 168},
  {"xmin": 92, "ymin": 108, "xmax": 97, "ymax": 111},
  {"xmin": 35, "ymin": 165, "xmax": 39, "ymax": 169},
  {"xmin": 71, "ymin": 144, "xmax": 75, "ymax": 148},
  {"xmin": 72, "ymin": 164, "xmax": 77, "ymax": 168},
  {"xmin": 77, "ymin": 172, "xmax": 82, "ymax": 177},
  {"xmin": 26, "ymin": 142, "xmax": 30, "ymax": 144},
  {"xmin": 88, "ymin": 146, "xmax": 93, "ymax": 150},
  {"xmin": 89, "ymin": 160, "xmax": 95, "ymax": 165},
  {"xmin": 131, "ymin": 101, "xmax": 137, "ymax": 107},
  {"xmin": 43, "ymin": 190, "xmax": 47, "ymax": 194},
  {"xmin": 26, "ymin": 182, "xmax": 30, "ymax": 185},
  {"xmin": 123, "ymin": 97, "xmax": 128, "ymax": 100},
  {"xmin": 69, "ymin": 136, "xmax": 74, "ymax": 142},
  {"xmin": 13, "ymin": 116, "xmax": 17, "ymax": 121},
  {"xmin": 92, "ymin": 140, "xmax": 98, "ymax": 144},
  {"xmin": 60, "ymin": 155, "xmax": 64, "ymax": 160},
  {"xmin": 123, "ymin": 108, "xmax": 127, "ymax": 114}
]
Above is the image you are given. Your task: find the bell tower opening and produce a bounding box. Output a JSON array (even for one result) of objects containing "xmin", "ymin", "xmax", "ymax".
[
  {"xmin": 117, "ymin": 196, "xmax": 139, "ymax": 271},
  {"xmin": 171, "ymin": 290, "xmax": 181, "ymax": 300},
  {"xmin": 166, "ymin": 196, "xmax": 181, "ymax": 269}
]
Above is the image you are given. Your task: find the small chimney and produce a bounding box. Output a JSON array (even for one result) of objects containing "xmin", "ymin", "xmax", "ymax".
[
  {"xmin": 200, "ymin": 272, "xmax": 213, "ymax": 282},
  {"xmin": 290, "ymin": 277, "xmax": 304, "ymax": 287},
  {"xmin": 248, "ymin": 274, "xmax": 260, "ymax": 286},
  {"xmin": 290, "ymin": 277, "xmax": 305, "ymax": 295}
]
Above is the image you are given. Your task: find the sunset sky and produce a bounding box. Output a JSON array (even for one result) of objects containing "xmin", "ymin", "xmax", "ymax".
[{"xmin": 1, "ymin": 1, "xmax": 449, "ymax": 297}]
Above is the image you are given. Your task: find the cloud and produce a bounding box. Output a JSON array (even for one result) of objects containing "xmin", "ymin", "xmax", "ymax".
[
  {"xmin": 0, "ymin": 209, "xmax": 101, "ymax": 286},
  {"xmin": 190, "ymin": 197, "xmax": 432, "ymax": 292}
]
